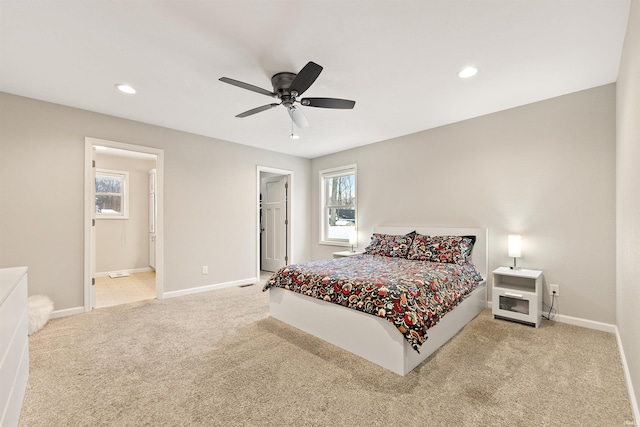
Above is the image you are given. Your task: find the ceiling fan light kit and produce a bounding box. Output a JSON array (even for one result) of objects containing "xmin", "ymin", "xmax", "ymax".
[{"xmin": 219, "ymin": 61, "xmax": 355, "ymax": 130}]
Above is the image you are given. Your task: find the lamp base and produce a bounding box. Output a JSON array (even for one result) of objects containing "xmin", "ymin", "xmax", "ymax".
[{"xmin": 510, "ymin": 258, "xmax": 521, "ymax": 270}]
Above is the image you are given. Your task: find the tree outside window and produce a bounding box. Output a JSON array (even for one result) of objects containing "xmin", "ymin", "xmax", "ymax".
[{"xmin": 95, "ymin": 169, "xmax": 129, "ymax": 219}]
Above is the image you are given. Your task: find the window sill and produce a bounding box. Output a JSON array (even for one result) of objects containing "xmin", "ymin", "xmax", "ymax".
[{"xmin": 319, "ymin": 240, "xmax": 350, "ymax": 247}]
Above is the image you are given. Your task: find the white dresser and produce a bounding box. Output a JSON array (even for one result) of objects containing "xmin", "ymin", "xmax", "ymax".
[{"xmin": 0, "ymin": 267, "xmax": 29, "ymax": 427}]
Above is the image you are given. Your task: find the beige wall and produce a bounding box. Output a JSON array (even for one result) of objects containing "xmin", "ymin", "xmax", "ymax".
[
  {"xmin": 617, "ymin": 0, "xmax": 640, "ymax": 417},
  {"xmin": 311, "ymin": 84, "xmax": 616, "ymax": 324},
  {"xmin": 0, "ymin": 92, "xmax": 311, "ymax": 310},
  {"xmin": 94, "ymin": 152, "xmax": 156, "ymax": 273}
]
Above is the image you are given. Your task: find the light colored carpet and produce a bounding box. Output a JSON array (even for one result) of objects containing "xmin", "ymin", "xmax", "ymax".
[
  {"xmin": 95, "ymin": 271, "xmax": 156, "ymax": 308},
  {"xmin": 20, "ymin": 281, "xmax": 633, "ymax": 426}
]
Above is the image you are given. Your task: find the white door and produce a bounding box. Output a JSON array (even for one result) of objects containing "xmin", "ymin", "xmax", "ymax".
[{"xmin": 261, "ymin": 175, "xmax": 287, "ymax": 272}]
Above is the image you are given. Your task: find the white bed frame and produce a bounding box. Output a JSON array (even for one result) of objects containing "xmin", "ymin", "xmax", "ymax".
[{"xmin": 268, "ymin": 226, "xmax": 488, "ymax": 376}]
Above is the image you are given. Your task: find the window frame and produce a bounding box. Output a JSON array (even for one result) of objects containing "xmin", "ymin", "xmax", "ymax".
[
  {"xmin": 95, "ymin": 168, "xmax": 129, "ymax": 219},
  {"xmin": 319, "ymin": 164, "xmax": 357, "ymax": 246}
]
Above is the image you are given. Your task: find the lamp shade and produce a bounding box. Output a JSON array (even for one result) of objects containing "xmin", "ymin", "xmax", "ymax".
[
  {"xmin": 508, "ymin": 234, "xmax": 522, "ymax": 258},
  {"xmin": 349, "ymin": 229, "xmax": 357, "ymax": 246}
]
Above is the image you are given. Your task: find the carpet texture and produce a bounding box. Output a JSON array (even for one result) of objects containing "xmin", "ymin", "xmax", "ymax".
[{"xmin": 20, "ymin": 281, "xmax": 633, "ymax": 426}]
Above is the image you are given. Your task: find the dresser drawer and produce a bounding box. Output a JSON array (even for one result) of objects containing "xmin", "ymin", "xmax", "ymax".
[
  {"xmin": 0, "ymin": 276, "xmax": 28, "ymax": 353},
  {"xmin": 0, "ymin": 267, "xmax": 29, "ymax": 427}
]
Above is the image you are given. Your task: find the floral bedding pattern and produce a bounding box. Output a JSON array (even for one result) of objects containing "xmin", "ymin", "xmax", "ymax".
[
  {"xmin": 407, "ymin": 234, "xmax": 471, "ymax": 264},
  {"xmin": 363, "ymin": 232, "xmax": 415, "ymax": 258},
  {"xmin": 262, "ymin": 255, "xmax": 484, "ymax": 353}
]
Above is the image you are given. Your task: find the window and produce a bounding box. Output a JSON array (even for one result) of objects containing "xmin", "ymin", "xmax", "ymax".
[
  {"xmin": 320, "ymin": 164, "xmax": 356, "ymax": 245},
  {"xmin": 95, "ymin": 169, "xmax": 129, "ymax": 219}
]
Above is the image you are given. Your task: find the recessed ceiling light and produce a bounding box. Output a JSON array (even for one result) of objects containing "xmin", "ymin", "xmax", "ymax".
[
  {"xmin": 115, "ymin": 84, "xmax": 136, "ymax": 94},
  {"xmin": 458, "ymin": 67, "xmax": 478, "ymax": 79}
]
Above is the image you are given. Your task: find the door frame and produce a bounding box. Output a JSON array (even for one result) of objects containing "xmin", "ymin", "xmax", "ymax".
[
  {"xmin": 84, "ymin": 137, "xmax": 165, "ymax": 311},
  {"xmin": 257, "ymin": 166, "xmax": 293, "ymax": 279}
]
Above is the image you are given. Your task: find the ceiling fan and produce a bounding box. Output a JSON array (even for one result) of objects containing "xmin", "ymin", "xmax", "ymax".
[{"xmin": 219, "ymin": 61, "xmax": 355, "ymax": 128}]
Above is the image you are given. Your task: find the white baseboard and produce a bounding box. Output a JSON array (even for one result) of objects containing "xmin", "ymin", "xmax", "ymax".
[
  {"xmin": 554, "ymin": 313, "xmax": 616, "ymax": 333},
  {"xmin": 615, "ymin": 327, "xmax": 640, "ymax": 425},
  {"xmin": 95, "ymin": 267, "xmax": 153, "ymax": 277},
  {"xmin": 50, "ymin": 306, "xmax": 84, "ymax": 319},
  {"xmin": 487, "ymin": 301, "xmax": 616, "ymax": 332},
  {"xmin": 162, "ymin": 277, "xmax": 259, "ymax": 299}
]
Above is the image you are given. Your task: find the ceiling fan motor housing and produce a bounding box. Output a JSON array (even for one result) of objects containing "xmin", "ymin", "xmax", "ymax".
[{"xmin": 271, "ymin": 72, "xmax": 297, "ymax": 100}]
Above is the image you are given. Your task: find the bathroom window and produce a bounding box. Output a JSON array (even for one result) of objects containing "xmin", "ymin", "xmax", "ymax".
[{"xmin": 95, "ymin": 169, "xmax": 129, "ymax": 219}]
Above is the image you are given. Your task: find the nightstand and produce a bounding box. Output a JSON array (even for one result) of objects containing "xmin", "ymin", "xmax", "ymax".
[
  {"xmin": 492, "ymin": 267, "xmax": 543, "ymax": 327},
  {"xmin": 333, "ymin": 250, "xmax": 364, "ymax": 258}
]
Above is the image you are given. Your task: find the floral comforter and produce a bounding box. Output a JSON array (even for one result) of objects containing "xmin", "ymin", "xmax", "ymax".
[{"xmin": 262, "ymin": 254, "xmax": 484, "ymax": 353}]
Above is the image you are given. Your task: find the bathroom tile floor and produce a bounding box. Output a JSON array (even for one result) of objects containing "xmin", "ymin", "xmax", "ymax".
[{"xmin": 95, "ymin": 271, "xmax": 156, "ymax": 308}]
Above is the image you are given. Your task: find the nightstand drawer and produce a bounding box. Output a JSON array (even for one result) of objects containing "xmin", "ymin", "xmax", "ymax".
[{"xmin": 493, "ymin": 286, "xmax": 538, "ymax": 326}]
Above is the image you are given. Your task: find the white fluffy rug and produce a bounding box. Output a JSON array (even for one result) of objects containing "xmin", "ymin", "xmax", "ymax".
[{"xmin": 28, "ymin": 295, "xmax": 54, "ymax": 335}]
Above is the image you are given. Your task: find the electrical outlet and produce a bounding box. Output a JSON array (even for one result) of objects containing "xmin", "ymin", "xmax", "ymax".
[
  {"xmin": 550, "ymin": 283, "xmax": 560, "ymax": 297},
  {"xmin": 202, "ymin": 266, "xmax": 208, "ymax": 275}
]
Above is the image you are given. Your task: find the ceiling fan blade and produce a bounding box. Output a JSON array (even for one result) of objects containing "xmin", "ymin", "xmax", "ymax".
[
  {"xmin": 219, "ymin": 77, "xmax": 276, "ymax": 98},
  {"xmin": 236, "ymin": 103, "xmax": 280, "ymax": 118},
  {"xmin": 301, "ymin": 97, "xmax": 356, "ymax": 109},
  {"xmin": 287, "ymin": 105, "xmax": 309, "ymax": 128},
  {"xmin": 288, "ymin": 61, "xmax": 323, "ymax": 96}
]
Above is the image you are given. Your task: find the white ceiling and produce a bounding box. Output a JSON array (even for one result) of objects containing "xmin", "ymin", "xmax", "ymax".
[{"xmin": 0, "ymin": 1, "xmax": 631, "ymax": 159}]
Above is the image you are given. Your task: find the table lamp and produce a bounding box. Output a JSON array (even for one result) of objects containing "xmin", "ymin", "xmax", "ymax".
[
  {"xmin": 508, "ymin": 234, "xmax": 522, "ymax": 270},
  {"xmin": 349, "ymin": 229, "xmax": 357, "ymax": 252}
]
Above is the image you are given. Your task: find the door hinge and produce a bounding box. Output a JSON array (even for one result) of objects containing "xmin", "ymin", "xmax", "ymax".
[
  {"xmin": 284, "ymin": 256, "xmax": 288, "ymax": 264},
  {"xmin": 92, "ymin": 218, "xmax": 95, "ymax": 226},
  {"xmin": 284, "ymin": 219, "xmax": 288, "ymax": 225},
  {"xmin": 285, "ymin": 182, "xmax": 288, "ymax": 189},
  {"xmin": 92, "ymin": 160, "xmax": 95, "ymax": 167},
  {"xmin": 92, "ymin": 277, "xmax": 95, "ymax": 286}
]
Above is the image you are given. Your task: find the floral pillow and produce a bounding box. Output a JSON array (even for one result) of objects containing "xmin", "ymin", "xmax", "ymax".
[
  {"xmin": 407, "ymin": 234, "xmax": 472, "ymax": 264},
  {"xmin": 364, "ymin": 232, "xmax": 415, "ymax": 258},
  {"xmin": 461, "ymin": 235, "xmax": 476, "ymax": 259}
]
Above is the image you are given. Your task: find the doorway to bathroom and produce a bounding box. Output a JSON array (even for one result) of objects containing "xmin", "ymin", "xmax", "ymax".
[{"xmin": 84, "ymin": 137, "xmax": 164, "ymax": 311}]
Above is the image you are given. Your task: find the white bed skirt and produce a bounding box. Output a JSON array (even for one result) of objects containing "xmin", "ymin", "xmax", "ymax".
[
  {"xmin": 268, "ymin": 226, "xmax": 488, "ymax": 376},
  {"xmin": 269, "ymin": 281, "xmax": 486, "ymax": 376}
]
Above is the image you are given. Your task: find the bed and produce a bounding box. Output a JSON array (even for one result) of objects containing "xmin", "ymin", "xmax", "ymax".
[{"xmin": 263, "ymin": 226, "xmax": 488, "ymax": 376}]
